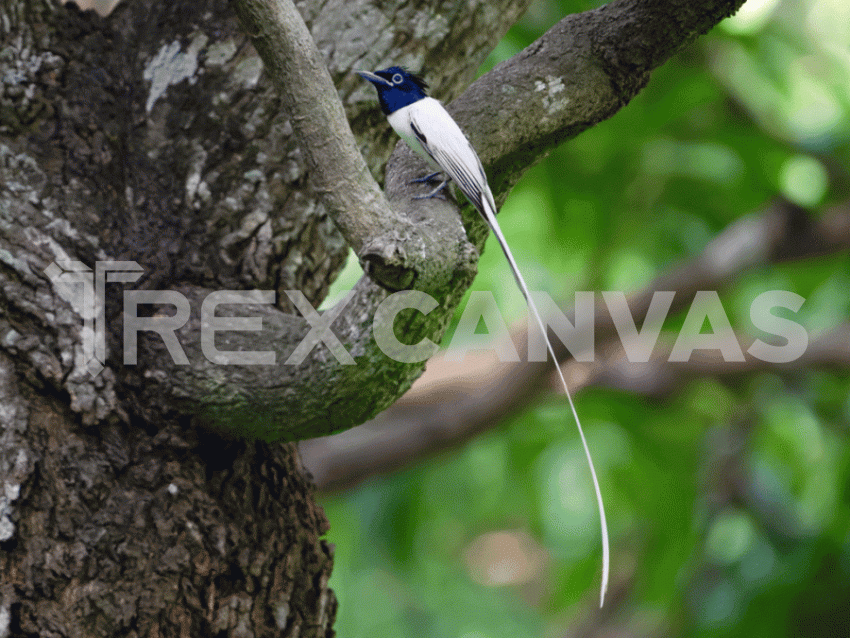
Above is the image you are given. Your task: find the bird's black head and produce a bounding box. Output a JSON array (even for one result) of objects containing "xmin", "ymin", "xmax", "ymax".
[{"xmin": 357, "ymin": 66, "xmax": 429, "ymax": 115}]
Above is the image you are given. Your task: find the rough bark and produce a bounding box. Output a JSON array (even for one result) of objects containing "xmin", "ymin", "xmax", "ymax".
[
  {"xmin": 1, "ymin": 375, "xmax": 336, "ymax": 637},
  {"xmin": 0, "ymin": 0, "xmax": 744, "ymax": 634}
]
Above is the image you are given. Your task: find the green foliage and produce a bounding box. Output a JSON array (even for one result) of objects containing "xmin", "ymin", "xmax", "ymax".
[{"xmin": 322, "ymin": 0, "xmax": 850, "ymax": 635}]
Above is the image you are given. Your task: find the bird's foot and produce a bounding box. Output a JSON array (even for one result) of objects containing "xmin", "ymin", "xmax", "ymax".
[
  {"xmin": 409, "ymin": 171, "xmax": 442, "ymax": 184},
  {"xmin": 412, "ymin": 179, "xmax": 450, "ymax": 200}
]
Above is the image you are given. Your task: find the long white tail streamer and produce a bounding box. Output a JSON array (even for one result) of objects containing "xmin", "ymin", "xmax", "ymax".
[
  {"xmin": 396, "ymin": 98, "xmax": 610, "ymax": 606},
  {"xmin": 478, "ymin": 198, "xmax": 610, "ymax": 608}
]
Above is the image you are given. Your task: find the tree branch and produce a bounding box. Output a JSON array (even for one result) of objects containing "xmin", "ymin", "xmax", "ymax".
[
  {"xmin": 155, "ymin": 0, "xmax": 751, "ymax": 438},
  {"xmin": 407, "ymin": 0, "xmax": 747, "ymax": 225},
  {"xmin": 231, "ymin": 0, "xmax": 472, "ymax": 293}
]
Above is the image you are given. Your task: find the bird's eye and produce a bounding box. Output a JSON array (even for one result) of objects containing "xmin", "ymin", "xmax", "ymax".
[{"xmin": 392, "ymin": 73, "xmax": 403, "ymax": 84}]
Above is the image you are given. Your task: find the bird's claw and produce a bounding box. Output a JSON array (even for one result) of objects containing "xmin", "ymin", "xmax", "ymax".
[
  {"xmin": 412, "ymin": 179, "xmax": 450, "ymax": 200},
  {"xmin": 409, "ymin": 171, "xmax": 442, "ymax": 184}
]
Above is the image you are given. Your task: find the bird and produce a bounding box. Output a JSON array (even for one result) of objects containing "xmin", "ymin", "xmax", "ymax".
[{"xmin": 359, "ymin": 66, "xmax": 610, "ymax": 607}]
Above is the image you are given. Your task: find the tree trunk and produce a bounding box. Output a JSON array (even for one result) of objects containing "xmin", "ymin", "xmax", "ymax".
[{"xmin": 0, "ymin": 0, "xmax": 345, "ymax": 634}]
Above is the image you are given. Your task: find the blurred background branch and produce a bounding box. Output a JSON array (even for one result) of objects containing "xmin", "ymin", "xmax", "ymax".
[{"xmin": 300, "ymin": 198, "xmax": 850, "ymax": 493}]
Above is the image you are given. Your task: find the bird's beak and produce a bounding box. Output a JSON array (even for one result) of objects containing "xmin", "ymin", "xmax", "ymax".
[{"xmin": 357, "ymin": 70, "xmax": 392, "ymax": 87}]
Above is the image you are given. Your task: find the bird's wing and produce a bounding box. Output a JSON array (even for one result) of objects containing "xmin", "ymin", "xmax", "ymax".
[{"xmin": 406, "ymin": 99, "xmax": 497, "ymax": 217}]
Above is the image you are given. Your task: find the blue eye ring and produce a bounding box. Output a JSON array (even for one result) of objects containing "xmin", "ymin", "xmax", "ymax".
[{"xmin": 392, "ymin": 73, "xmax": 403, "ymax": 84}]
